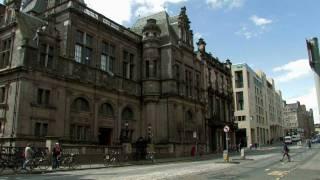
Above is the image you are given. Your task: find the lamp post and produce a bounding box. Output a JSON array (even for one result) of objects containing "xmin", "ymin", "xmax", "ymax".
[
  {"xmin": 125, "ymin": 121, "xmax": 129, "ymax": 142},
  {"xmin": 193, "ymin": 130, "xmax": 197, "ymax": 157},
  {"xmin": 147, "ymin": 124, "xmax": 152, "ymax": 143}
]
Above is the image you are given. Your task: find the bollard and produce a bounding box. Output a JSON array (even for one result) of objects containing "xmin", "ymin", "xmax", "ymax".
[
  {"xmin": 223, "ymin": 150, "xmax": 229, "ymax": 162},
  {"xmin": 240, "ymin": 148, "xmax": 246, "ymax": 160}
]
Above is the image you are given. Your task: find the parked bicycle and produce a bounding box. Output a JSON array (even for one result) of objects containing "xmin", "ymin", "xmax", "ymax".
[
  {"xmin": 104, "ymin": 150, "xmax": 120, "ymax": 167},
  {"xmin": 58, "ymin": 153, "xmax": 79, "ymax": 170},
  {"xmin": 0, "ymin": 147, "xmax": 25, "ymax": 174},
  {"xmin": 22, "ymin": 151, "xmax": 50, "ymax": 172},
  {"xmin": 145, "ymin": 151, "xmax": 155, "ymax": 163}
]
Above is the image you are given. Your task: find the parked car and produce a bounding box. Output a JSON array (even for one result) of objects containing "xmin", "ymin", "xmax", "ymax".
[
  {"xmin": 284, "ymin": 136, "xmax": 293, "ymax": 144},
  {"xmin": 311, "ymin": 137, "xmax": 320, "ymax": 143}
]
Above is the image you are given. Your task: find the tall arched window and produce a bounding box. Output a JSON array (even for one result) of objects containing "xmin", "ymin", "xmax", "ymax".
[
  {"xmin": 186, "ymin": 110, "xmax": 193, "ymax": 122},
  {"xmin": 99, "ymin": 103, "xmax": 114, "ymax": 117},
  {"xmin": 71, "ymin": 97, "xmax": 90, "ymax": 112},
  {"xmin": 122, "ymin": 107, "xmax": 133, "ymax": 120}
]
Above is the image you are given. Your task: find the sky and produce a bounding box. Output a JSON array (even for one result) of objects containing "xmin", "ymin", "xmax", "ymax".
[{"xmin": 1, "ymin": 0, "xmax": 319, "ymax": 123}]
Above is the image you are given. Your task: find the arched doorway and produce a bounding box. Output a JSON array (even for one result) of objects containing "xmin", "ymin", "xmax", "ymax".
[{"xmin": 98, "ymin": 103, "xmax": 114, "ymax": 145}]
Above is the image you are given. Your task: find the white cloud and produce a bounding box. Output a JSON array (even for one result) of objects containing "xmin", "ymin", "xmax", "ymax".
[
  {"xmin": 85, "ymin": 0, "xmax": 187, "ymax": 24},
  {"xmin": 134, "ymin": 0, "xmax": 187, "ymax": 17},
  {"xmin": 287, "ymin": 87, "xmax": 319, "ymax": 124},
  {"xmin": 250, "ymin": 15, "xmax": 272, "ymax": 26},
  {"xmin": 273, "ymin": 59, "xmax": 312, "ymax": 83},
  {"xmin": 206, "ymin": 0, "xmax": 244, "ymax": 9},
  {"xmin": 235, "ymin": 25, "xmax": 262, "ymax": 39},
  {"xmin": 85, "ymin": 0, "xmax": 133, "ymax": 24},
  {"xmin": 236, "ymin": 15, "xmax": 273, "ymax": 39}
]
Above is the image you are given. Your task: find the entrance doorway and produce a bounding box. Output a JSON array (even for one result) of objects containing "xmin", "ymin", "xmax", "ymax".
[
  {"xmin": 99, "ymin": 128, "xmax": 112, "ymax": 145},
  {"xmin": 236, "ymin": 128, "xmax": 247, "ymax": 147}
]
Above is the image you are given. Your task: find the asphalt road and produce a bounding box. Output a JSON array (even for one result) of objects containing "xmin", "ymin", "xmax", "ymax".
[{"xmin": 0, "ymin": 144, "xmax": 319, "ymax": 180}]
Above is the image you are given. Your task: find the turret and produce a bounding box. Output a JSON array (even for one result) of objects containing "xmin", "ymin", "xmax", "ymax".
[{"xmin": 142, "ymin": 19, "xmax": 161, "ymax": 81}]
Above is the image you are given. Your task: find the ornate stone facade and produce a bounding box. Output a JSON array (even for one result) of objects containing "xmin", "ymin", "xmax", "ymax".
[{"xmin": 0, "ymin": 0, "xmax": 234, "ymax": 155}]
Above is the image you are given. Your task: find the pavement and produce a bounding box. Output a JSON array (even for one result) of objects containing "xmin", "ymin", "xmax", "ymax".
[{"xmin": 1, "ymin": 143, "xmax": 318, "ymax": 179}]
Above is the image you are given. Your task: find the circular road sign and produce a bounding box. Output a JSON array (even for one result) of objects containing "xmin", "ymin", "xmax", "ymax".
[{"xmin": 224, "ymin": 125, "xmax": 230, "ymax": 133}]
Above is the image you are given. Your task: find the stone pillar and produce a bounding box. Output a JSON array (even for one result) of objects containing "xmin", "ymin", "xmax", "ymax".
[{"xmin": 45, "ymin": 137, "xmax": 60, "ymax": 153}]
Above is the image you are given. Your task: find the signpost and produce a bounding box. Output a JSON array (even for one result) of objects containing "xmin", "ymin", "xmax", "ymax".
[
  {"xmin": 223, "ymin": 125, "xmax": 230, "ymax": 162},
  {"xmin": 224, "ymin": 125, "xmax": 230, "ymax": 150}
]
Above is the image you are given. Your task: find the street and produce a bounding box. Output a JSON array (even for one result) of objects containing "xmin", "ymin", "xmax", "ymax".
[{"xmin": 0, "ymin": 144, "xmax": 319, "ymax": 180}]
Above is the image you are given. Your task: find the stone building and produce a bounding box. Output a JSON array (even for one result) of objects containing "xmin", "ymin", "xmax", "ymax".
[
  {"xmin": 232, "ymin": 64, "xmax": 284, "ymax": 147},
  {"xmin": 195, "ymin": 38, "xmax": 235, "ymax": 153},
  {"xmin": 283, "ymin": 101, "xmax": 315, "ymax": 138},
  {"xmin": 0, "ymin": 0, "xmax": 235, "ymax": 155}
]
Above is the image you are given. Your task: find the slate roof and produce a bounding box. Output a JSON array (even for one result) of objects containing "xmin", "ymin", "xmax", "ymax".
[
  {"xmin": 16, "ymin": 11, "xmax": 46, "ymax": 39},
  {"xmin": 131, "ymin": 11, "xmax": 180, "ymax": 45},
  {"xmin": 22, "ymin": 0, "xmax": 47, "ymax": 14}
]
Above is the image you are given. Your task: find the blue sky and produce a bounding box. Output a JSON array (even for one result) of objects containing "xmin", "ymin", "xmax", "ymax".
[{"xmin": 1, "ymin": 0, "xmax": 319, "ymax": 123}]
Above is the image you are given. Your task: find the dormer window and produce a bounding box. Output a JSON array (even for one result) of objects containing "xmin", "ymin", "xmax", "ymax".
[
  {"xmin": 39, "ymin": 43, "xmax": 54, "ymax": 68},
  {"xmin": 0, "ymin": 37, "xmax": 11, "ymax": 69}
]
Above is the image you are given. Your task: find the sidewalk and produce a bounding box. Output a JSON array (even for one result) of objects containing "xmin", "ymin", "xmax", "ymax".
[{"xmin": 0, "ymin": 145, "xmax": 280, "ymax": 176}]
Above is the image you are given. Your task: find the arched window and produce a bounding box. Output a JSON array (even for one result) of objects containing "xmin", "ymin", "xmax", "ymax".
[
  {"xmin": 122, "ymin": 107, "xmax": 133, "ymax": 120},
  {"xmin": 71, "ymin": 97, "xmax": 90, "ymax": 112},
  {"xmin": 186, "ymin": 110, "xmax": 193, "ymax": 122},
  {"xmin": 99, "ymin": 103, "xmax": 114, "ymax": 117}
]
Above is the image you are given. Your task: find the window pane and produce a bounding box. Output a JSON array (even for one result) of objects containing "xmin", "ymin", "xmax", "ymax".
[
  {"xmin": 75, "ymin": 44, "xmax": 82, "ymax": 63},
  {"xmin": 101, "ymin": 54, "xmax": 107, "ymax": 71},
  {"xmin": 42, "ymin": 123, "xmax": 48, "ymax": 137},
  {"xmin": 86, "ymin": 34, "xmax": 93, "ymax": 46},
  {"xmin": 109, "ymin": 57, "xmax": 114, "ymax": 72},
  {"xmin": 37, "ymin": 89, "xmax": 43, "ymax": 104},
  {"xmin": 84, "ymin": 47, "xmax": 92, "ymax": 65},
  {"xmin": 76, "ymin": 31, "xmax": 84, "ymax": 43},
  {"xmin": 0, "ymin": 87, "xmax": 5, "ymax": 103},
  {"xmin": 101, "ymin": 42, "xmax": 108, "ymax": 54},
  {"xmin": 35, "ymin": 123, "xmax": 41, "ymax": 136},
  {"xmin": 110, "ymin": 45, "xmax": 115, "ymax": 55},
  {"xmin": 146, "ymin": 61, "xmax": 149, "ymax": 78},
  {"xmin": 123, "ymin": 62, "xmax": 128, "ymax": 78},
  {"xmin": 44, "ymin": 90, "xmax": 50, "ymax": 105}
]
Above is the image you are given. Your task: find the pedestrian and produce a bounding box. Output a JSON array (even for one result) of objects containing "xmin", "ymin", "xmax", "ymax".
[
  {"xmin": 52, "ymin": 142, "xmax": 62, "ymax": 169},
  {"xmin": 280, "ymin": 142, "xmax": 290, "ymax": 162},
  {"xmin": 307, "ymin": 139, "xmax": 312, "ymax": 149},
  {"xmin": 23, "ymin": 143, "xmax": 34, "ymax": 169}
]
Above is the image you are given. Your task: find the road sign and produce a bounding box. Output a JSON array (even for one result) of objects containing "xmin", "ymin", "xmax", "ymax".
[{"xmin": 224, "ymin": 125, "xmax": 230, "ymax": 133}]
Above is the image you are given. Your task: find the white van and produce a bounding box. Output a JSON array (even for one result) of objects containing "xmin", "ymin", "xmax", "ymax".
[
  {"xmin": 284, "ymin": 136, "xmax": 292, "ymax": 144},
  {"xmin": 292, "ymin": 134, "xmax": 301, "ymax": 142}
]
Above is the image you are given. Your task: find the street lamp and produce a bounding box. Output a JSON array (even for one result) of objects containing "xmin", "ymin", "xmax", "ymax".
[
  {"xmin": 147, "ymin": 124, "xmax": 152, "ymax": 143},
  {"xmin": 125, "ymin": 121, "xmax": 129, "ymax": 142}
]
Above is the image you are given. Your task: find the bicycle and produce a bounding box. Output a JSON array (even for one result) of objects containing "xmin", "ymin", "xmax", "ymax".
[
  {"xmin": 145, "ymin": 151, "xmax": 155, "ymax": 163},
  {"xmin": 0, "ymin": 149, "xmax": 24, "ymax": 174},
  {"xmin": 104, "ymin": 150, "xmax": 120, "ymax": 167},
  {"xmin": 23, "ymin": 151, "xmax": 50, "ymax": 172},
  {"xmin": 59, "ymin": 153, "xmax": 79, "ymax": 170}
]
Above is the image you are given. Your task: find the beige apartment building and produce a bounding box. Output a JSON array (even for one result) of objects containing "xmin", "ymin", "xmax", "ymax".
[{"xmin": 232, "ymin": 64, "xmax": 284, "ymax": 147}]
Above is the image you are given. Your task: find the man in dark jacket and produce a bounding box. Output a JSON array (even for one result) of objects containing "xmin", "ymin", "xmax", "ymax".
[{"xmin": 280, "ymin": 142, "xmax": 290, "ymax": 162}]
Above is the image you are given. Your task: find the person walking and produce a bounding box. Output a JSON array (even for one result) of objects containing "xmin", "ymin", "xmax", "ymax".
[
  {"xmin": 307, "ymin": 139, "xmax": 312, "ymax": 149},
  {"xmin": 52, "ymin": 143, "xmax": 62, "ymax": 169},
  {"xmin": 22, "ymin": 143, "xmax": 34, "ymax": 170},
  {"xmin": 280, "ymin": 142, "xmax": 291, "ymax": 162}
]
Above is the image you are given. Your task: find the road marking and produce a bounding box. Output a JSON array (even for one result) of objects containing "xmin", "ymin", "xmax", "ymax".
[{"xmin": 268, "ymin": 170, "xmax": 289, "ymax": 178}]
